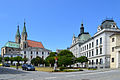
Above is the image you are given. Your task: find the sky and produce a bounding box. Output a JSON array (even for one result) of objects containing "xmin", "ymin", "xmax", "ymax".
[{"xmin": 0, "ymin": 0, "xmax": 120, "ymax": 54}]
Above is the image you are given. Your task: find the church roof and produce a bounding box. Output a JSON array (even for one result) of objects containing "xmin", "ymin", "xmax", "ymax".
[
  {"xmin": 27, "ymin": 40, "xmax": 44, "ymax": 48},
  {"xmin": 4, "ymin": 41, "xmax": 20, "ymax": 48}
]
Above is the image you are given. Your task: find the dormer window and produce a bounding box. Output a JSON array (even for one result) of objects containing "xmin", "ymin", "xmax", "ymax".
[{"xmin": 113, "ymin": 25, "xmax": 115, "ymax": 28}]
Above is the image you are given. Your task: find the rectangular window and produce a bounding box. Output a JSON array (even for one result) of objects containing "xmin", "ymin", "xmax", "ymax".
[
  {"xmin": 89, "ymin": 43, "xmax": 91, "ymax": 49},
  {"xmin": 42, "ymin": 56, "xmax": 44, "ymax": 59},
  {"xmin": 96, "ymin": 48, "xmax": 98, "ymax": 55},
  {"xmin": 36, "ymin": 51, "xmax": 38, "ymax": 55},
  {"xmin": 112, "ymin": 58, "xmax": 114, "ymax": 62},
  {"xmin": 87, "ymin": 44, "xmax": 88, "ymax": 49},
  {"xmin": 100, "ymin": 48, "xmax": 102, "ymax": 54},
  {"xmin": 31, "ymin": 51, "xmax": 32, "ymax": 54},
  {"xmin": 92, "ymin": 42, "xmax": 94, "ymax": 47},
  {"xmin": 87, "ymin": 51, "xmax": 88, "ymax": 57},
  {"xmin": 100, "ymin": 37, "xmax": 102, "ymax": 44},
  {"xmin": 92, "ymin": 50, "xmax": 94, "ymax": 56},
  {"xmin": 92, "ymin": 60, "xmax": 94, "ymax": 65},
  {"xmin": 96, "ymin": 59, "xmax": 98, "ymax": 64},
  {"xmin": 89, "ymin": 51, "xmax": 91, "ymax": 57},
  {"xmin": 100, "ymin": 58, "xmax": 103, "ymax": 64},
  {"xmin": 24, "ymin": 51, "xmax": 26, "ymax": 54},
  {"xmin": 85, "ymin": 46, "xmax": 86, "ymax": 50},
  {"xmin": 96, "ymin": 39, "xmax": 98, "ymax": 45},
  {"xmin": 112, "ymin": 38, "xmax": 115, "ymax": 42},
  {"xmin": 112, "ymin": 47, "xmax": 114, "ymax": 52},
  {"xmin": 42, "ymin": 52, "xmax": 44, "ymax": 55},
  {"xmin": 24, "ymin": 56, "xmax": 26, "ymax": 58}
]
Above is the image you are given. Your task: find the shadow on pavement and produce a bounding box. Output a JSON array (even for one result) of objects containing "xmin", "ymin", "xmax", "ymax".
[{"xmin": 0, "ymin": 67, "xmax": 28, "ymax": 74}]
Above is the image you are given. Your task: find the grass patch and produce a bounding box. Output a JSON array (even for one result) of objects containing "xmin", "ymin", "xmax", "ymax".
[
  {"xmin": 35, "ymin": 67, "xmax": 54, "ymax": 72},
  {"xmin": 10, "ymin": 65, "xmax": 22, "ymax": 69},
  {"xmin": 88, "ymin": 68, "xmax": 97, "ymax": 70}
]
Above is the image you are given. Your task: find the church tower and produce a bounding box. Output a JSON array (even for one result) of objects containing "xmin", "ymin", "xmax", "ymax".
[
  {"xmin": 20, "ymin": 21, "xmax": 28, "ymax": 49},
  {"xmin": 15, "ymin": 25, "xmax": 21, "ymax": 44},
  {"xmin": 80, "ymin": 22, "xmax": 84, "ymax": 34}
]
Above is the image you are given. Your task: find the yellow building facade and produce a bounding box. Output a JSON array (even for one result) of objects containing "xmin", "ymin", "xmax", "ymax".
[{"xmin": 110, "ymin": 33, "xmax": 120, "ymax": 68}]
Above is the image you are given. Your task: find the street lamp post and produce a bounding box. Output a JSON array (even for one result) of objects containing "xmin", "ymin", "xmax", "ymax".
[{"xmin": 54, "ymin": 53, "xmax": 58, "ymax": 71}]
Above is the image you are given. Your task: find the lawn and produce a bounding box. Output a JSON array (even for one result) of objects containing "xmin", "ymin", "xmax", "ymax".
[
  {"xmin": 10, "ymin": 65, "xmax": 22, "ymax": 69},
  {"xmin": 35, "ymin": 67, "xmax": 54, "ymax": 72}
]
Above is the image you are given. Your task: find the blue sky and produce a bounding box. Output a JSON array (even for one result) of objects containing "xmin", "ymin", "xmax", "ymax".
[{"xmin": 0, "ymin": 0, "xmax": 120, "ymax": 53}]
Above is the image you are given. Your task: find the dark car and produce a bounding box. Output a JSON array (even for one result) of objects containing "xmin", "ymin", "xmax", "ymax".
[
  {"xmin": 22, "ymin": 64, "xmax": 35, "ymax": 71},
  {"xmin": 3, "ymin": 63, "xmax": 10, "ymax": 67}
]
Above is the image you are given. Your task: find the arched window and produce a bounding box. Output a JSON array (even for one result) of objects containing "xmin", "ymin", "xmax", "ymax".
[{"xmin": 25, "ymin": 36, "xmax": 27, "ymax": 40}]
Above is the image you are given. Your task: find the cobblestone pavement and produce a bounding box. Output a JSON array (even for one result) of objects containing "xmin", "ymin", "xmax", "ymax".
[{"xmin": 0, "ymin": 67, "xmax": 120, "ymax": 80}]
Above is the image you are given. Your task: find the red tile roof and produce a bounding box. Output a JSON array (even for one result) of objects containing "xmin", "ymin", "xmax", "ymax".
[{"xmin": 27, "ymin": 40, "xmax": 44, "ymax": 48}]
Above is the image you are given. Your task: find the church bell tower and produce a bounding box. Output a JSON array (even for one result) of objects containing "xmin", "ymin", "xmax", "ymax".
[
  {"xmin": 15, "ymin": 25, "xmax": 21, "ymax": 44},
  {"xmin": 20, "ymin": 21, "xmax": 28, "ymax": 49}
]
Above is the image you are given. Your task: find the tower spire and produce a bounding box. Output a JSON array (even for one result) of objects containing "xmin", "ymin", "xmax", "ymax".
[
  {"xmin": 15, "ymin": 25, "xmax": 21, "ymax": 43},
  {"xmin": 16, "ymin": 25, "xmax": 20, "ymax": 37},
  {"xmin": 22, "ymin": 20, "xmax": 27, "ymax": 35},
  {"xmin": 80, "ymin": 21, "xmax": 84, "ymax": 34}
]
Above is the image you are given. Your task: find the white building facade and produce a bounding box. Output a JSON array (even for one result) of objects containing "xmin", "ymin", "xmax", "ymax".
[{"xmin": 69, "ymin": 19, "xmax": 120, "ymax": 68}]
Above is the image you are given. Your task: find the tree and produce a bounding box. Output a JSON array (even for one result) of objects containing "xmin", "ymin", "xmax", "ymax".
[
  {"xmin": 45, "ymin": 57, "xmax": 55, "ymax": 67},
  {"xmin": 31, "ymin": 56, "xmax": 44, "ymax": 66},
  {"xmin": 45, "ymin": 52, "xmax": 57, "ymax": 67},
  {"xmin": 9, "ymin": 57, "xmax": 15, "ymax": 65},
  {"xmin": 31, "ymin": 58, "xmax": 37, "ymax": 66},
  {"xmin": 14, "ymin": 56, "xmax": 22, "ymax": 66},
  {"xmin": 58, "ymin": 50, "xmax": 74, "ymax": 57},
  {"xmin": 4, "ymin": 57, "xmax": 10, "ymax": 63},
  {"xmin": 57, "ymin": 50, "xmax": 75, "ymax": 67},
  {"xmin": 22, "ymin": 58, "xmax": 28, "ymax": 64},
  {"xmin": 77, "ymin": 56, "xmax": 88, "ymax": 67},
  {"xmin": 36, "ymin": 56, "xmax": 44, "ymax": 65},
  {"xmin": 0, "ymin": 57, "xmax": 2, "ymax": 63}
]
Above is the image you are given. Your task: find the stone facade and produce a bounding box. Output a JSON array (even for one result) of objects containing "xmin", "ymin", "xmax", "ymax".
[{"xmin": 69, "ymin": 19, "xmax": 120, "ymax": 68}]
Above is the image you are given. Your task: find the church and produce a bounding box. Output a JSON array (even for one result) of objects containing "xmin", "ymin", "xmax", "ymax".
[{"xmin": 1, "ymin": 21, "xmax": 51, "ymax": 64}]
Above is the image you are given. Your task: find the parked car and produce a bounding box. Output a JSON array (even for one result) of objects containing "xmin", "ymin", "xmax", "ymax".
[
  {"xmin": 3, "ymin": 63, "xmax": 10, "ymax": 67},
  {"xmin": 22, "ymin": 64, "xmax": 35, "ymax": 71}
]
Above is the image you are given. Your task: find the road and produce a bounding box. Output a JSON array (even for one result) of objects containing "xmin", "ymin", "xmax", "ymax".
[{"xmin": 0, "ymin": 67, "xmax": 120, "ymax": 80}]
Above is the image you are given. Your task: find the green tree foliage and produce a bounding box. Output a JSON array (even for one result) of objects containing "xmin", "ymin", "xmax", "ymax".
[
  {"xmin": 31, "ymin": 58, "xmax": 37, "ymax": 66},
  {"xmin": 77, "ymin": 56, "xmax": 88, "ymax": 67},
  {"xmin": 58, "ymin": 50, "xmax": 74, "ymax": 57},
  {"xmin": 57, "ymin": 50, "xmax": 75, "ymax": 67},
  {"xmin": 4, "ymin": 57, "xmax": 10, "ymax": 63},
  {"xmin": 9, "ymin": 57, "xmax": 15, "ymax": 65},
  {"xmin": 77, "ymin": 56, "xmax": 88, "ymax": 63},
  {"xmin": 31, "ymin": 56, "xmax": 44, "ymax": 66},
  {"xmin": 45, "ymin": 52, "xmax": 57, "ymax": 67},
  {"xmin": 22, "ymin": 58, "xmax": 28, "ymax": 64},
  {"xmin": 0, "ymin": 57, "xmax": 2, "ymax": 63},
  {"xmin": 14, "ymin": 56, "xmax": 22, "ymax": 65}
]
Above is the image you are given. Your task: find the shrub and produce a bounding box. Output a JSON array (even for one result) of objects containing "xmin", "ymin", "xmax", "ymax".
[
  {"xmin": 79, "ymin": 69, "xmax": 84, "ymax": 71},
  {"xmin": 59, "ymin": 66, "xmax": 66, "ymax": 71}
]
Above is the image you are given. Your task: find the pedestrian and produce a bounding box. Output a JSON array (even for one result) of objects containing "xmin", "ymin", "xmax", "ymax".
[{"xmin": 16, "ymin": 64, "xmax": 18, "ymax": 70}]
